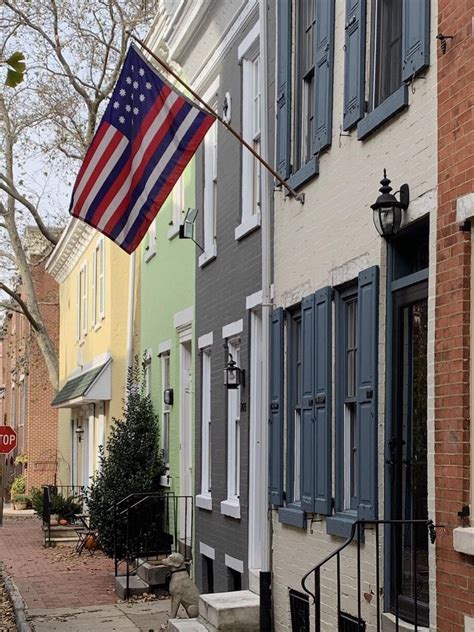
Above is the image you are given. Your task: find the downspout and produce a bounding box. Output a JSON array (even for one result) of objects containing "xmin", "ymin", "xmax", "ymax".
[
  {"xmin": 259, "ymin": 1, "xmax": 273, "ymax": 629},
  {"xmin": 126, "ymin": 251, "xmax": 136, "ymax": 394}
]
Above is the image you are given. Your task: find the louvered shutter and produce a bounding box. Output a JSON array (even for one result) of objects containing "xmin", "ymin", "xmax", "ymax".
[
  {"xmin": 402, "ymin": 0, "xmax": 430, "ymax": 82},
  {"xmin": 276, "ymin": 0, "xmax": 292, "ymax": 178},
  {"xmin": 357, "ymin": 266, "xmax": 379, "ymax": 520},
  {"xmin": 343, "ymin": 0, "xmax": 366, "ymax": 130},
  {"xmin": 313, "ymin": 0, "xmax": 335, "ymax": 153},
  {"xmin": 269, "ymin": 308, "xmax": 284, "ymax": 506},
  {"xmin": 313, "ymin": 287, "xmax": 332, "ymax": 514},
  {"xmin": 300, "ymin": 293, "xmax": 315, "ymax": 512}
]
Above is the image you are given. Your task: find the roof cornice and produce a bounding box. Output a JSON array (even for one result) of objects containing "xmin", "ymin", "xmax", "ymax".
[{"xmin": 46, "ymin": 217, "xmax": 95, "ymax": 283}]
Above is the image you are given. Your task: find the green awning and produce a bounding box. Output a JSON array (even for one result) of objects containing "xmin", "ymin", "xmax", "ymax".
[{"xmin": 52, "ymin": 360, "xmax": 111, "ymax": 407}]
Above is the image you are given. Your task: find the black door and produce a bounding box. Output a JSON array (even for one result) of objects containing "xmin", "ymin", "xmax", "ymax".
[{"xmin": 390, "ymin": 281, "xmax": 429, "ymax": 626}]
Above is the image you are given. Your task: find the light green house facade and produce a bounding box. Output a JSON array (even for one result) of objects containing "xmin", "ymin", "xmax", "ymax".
[{"xmin": 140, "ymin": 162, "xmax": 195, "ymax": 541}]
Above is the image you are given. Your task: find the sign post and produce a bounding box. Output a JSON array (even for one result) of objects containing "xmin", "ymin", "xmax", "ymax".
[{"xmin": 0, "ymin": 427, "xmax": 17, "ymax": 527}]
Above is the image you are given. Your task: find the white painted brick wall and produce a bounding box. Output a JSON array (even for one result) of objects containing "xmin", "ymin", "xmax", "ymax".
[{"xmin": 272, "ymin": 0, "xmax": 438, "ymax": 629}]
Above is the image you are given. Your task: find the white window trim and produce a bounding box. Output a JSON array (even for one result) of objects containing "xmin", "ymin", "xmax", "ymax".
[
  {"xmin": 222, "ymin": 319, "xmax": 243, "ymax": 340},
  {"xmin": 169, "ymin": 175, "xmax": 185, "ymax": 240},
  {"xmin": 167, "ymin": 224, "xmax": 180, "ymax": 240},
  {"xmin": 200, "ymin": 76, "xmax": 220, "ymax": 266},
  {"xmin": 225, "ymin": 554, "xmax": 244, "ymax": 574},
  {"xmin": 199, "ymin": 542, "xmax": 215, "ymax": 560},
  {"xmin": 198, "ymin": 331, "xmax": 213, "ymax": 349},
  {"xmin": 161, "ymin": 351, "xmax": 171, "ymax": 470},
  {"xmin": 144, "ymin": 219, "xmax": 157, "ymax": 263},
  {"xmin": 220, "ymin": 497, "xmax": 241, "ymax": 519},
  {"xmin": 200, "ymin": 346, "xmax": 212, "ymax": 503},
  {"xmin": 98, "ymin": 238, "xmax": 105, "ymax": 321},
  {"xmin": 196, "ymin": 494, "xmax": 213, "ymax": 511},
  {"xmin": 224, "ymin": 338, "xmax": 241, "ymax": 508},
  {"xmin": 144, "ymin": 348, "xmax": 152, "ymax": 397},
  {"xmin": 91, "ymin": 248, "xmax": 97, "ymax": 328},
  {"xmin": 174, "ymin": 306, "xmax": 193, "ymax": 330},
  {"xmin": 236, "ymin": 33, "xmax": 261, "ymax": 241},
  {"xmin": 79, "ymin": 263, "xmax": 88, "ymax": 338},
  {"xmin": 158, "ymin": 339, "xmax": 172, "ymax": 356}
]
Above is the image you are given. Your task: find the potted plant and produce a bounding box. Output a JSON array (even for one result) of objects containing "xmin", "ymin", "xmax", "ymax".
[
  {"xmin": 11, "ymin": 473, "xmax": 27, "ymax": 508},
  {"xmin": 52, "ymin": 495, "xmax": 82, "ymax": 525},
  {"xmin": 13, "ymin": 494, "xmax": 29, "ymax": 510}
]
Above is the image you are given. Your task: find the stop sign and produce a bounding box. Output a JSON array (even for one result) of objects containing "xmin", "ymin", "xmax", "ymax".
[{"xmin": 0, "ymin": 427, "xmax": 17, "ymax": 454}]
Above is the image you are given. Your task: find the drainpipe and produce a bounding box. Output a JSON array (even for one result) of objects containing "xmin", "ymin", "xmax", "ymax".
[
  {"xmin": 259, "ymin": 1, "xmax": 272, "ymax": 630},
  {"xmin": 126, "ymin": 251, "xmax": 136, "ymax": 394}
]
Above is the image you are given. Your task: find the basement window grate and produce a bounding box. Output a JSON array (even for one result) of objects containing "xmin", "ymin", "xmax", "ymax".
[
  {"xmin": 289, "ymin": 589, "xmax": 310, "ymax": 632},
  {"xmin": 339, "ymin": 611, "xmax": 366, "ymax": 631}
]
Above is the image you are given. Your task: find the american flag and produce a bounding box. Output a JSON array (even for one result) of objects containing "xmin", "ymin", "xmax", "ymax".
[{"xmin": 69, "ymin": 45, "xmax": 216, "ymax": 253}]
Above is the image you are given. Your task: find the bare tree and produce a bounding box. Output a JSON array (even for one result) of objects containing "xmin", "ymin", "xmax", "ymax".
[{"xmin": 0, "ymin": 0, "xmax": 160, "ymax": 390}]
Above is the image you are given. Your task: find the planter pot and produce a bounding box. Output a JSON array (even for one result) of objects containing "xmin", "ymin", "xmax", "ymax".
[
  {"xmin": 14, "ymin": 502, "xmax": 27, "ymax": 510},
  {"xmin": 58, "ymin": 519, "xmax": 68, "ymax": 526}
]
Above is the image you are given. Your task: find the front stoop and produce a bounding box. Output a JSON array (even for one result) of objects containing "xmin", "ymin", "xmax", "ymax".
[
  {"xmin": 114, "ymin": 575, "xmax": 149, "ymax": 600},
  {"xmin": 199, "ymin": 591, "xmax": 260, "ymax": 631},
  {"xmin": 168, "ymin": 620, "xmax": 209, "ymax": 632}
]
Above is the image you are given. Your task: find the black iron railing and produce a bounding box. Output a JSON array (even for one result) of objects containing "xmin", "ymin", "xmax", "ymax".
[
  {"xmin": 42, "ymin": 485, "xmax": 87, "ymax": 547},
  {"xmin": 297, "ymin": 519, "xmax": 437, "ymax": 632},
  {"xmin": 113, "ymin": 491, "xmax": 193, "ymax": 599}
]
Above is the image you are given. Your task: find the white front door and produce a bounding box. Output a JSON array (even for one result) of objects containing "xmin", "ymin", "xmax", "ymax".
[{"xmin": 179, "ymin": 338, "xmax": 193, "ymax": 541}]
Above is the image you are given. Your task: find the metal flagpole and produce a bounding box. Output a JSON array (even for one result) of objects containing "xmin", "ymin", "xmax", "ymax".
[{"xmin": 127, "ymin": 32, "xmax": 304, "ymax": 204}]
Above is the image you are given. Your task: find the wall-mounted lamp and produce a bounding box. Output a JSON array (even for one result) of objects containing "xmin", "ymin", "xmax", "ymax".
[
  {"xmin": 179, "ymin": 207, "xmax": 204, "ymax": 251},
  {"xmin": 224, "ymin": 353, "xmax": 244, "ymax": 389},
  {"xmin": 164, "ymin": 388, "xmax": 174, "ymax": 406},
  {"xmin": 371, "ymin": 169, "xmax": 409, "ymax": 238},
  {"xmin": 75, "ymin": 426, "xmax": 84, "ymax": 443}
]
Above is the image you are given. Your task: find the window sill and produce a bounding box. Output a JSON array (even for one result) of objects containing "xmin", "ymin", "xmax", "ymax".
[
  {"xmin": 198, "ymin": 244, "xmax": 217, "ymax": 268},
  {"xmin": 326, "ymin": 512, "xmax": 363, "ymax": 540},
  {"xmin": 93, "ymin": 322, "xmax": 102, "ymax": 333},
  {"xmin": 381, "ymin": 613, "xmax": 429, "ymax": 632},
  {"xmin": 286, "ymin": 157, "xmax": 319, "ymax": 191},
  {"xmin": 278, "ymin": 506, "xmax": 306, "ymax": 529},
  {"xmin": 357, "ymin": 84, "xmax": 409, "ymax": 141},
  {"xmin": 196, "ymin": 494, "xmax": 212, "ymax": 511},
  {"xmin": 167, "ymin": 224, "xmax": 180, "ymax": 240},
  {"xmin": 453, "ymin": 526, "xmax": 474, "ymax": 556},
  {"xmin": 234, "ymin": 212, "xmax": 261, "ymax": 241},
  {"xmin": 220, "ymin": 498, "xmax": 241, "ymax": 519},
  {"xmin": 144, "ymin": 245, "xmax": 156, "ymax": 263}
]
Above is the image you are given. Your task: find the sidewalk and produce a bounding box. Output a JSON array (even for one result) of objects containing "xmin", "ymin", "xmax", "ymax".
[{"xmin": 0, "ymin": 515, "xmax": 170, "ymax": 631}]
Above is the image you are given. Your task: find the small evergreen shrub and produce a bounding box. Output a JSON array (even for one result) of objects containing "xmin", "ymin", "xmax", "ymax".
[
  {"xmin": 87, "ymin": 358, "xmax": 165, "ymax": 557},
  {"xmin": 11, "ymin": 474, "xmax": 26, "ymax": 497}
]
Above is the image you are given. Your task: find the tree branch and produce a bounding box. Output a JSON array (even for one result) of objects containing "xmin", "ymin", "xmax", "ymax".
[{"xmin": 0, "ymin": 282, "xmax": 41, "ymax": 332}]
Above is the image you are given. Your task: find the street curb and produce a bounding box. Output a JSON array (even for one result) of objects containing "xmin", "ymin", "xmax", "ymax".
[{"xmin": 1, "ymin": 563, "xmax": 34, "ymax": 632}]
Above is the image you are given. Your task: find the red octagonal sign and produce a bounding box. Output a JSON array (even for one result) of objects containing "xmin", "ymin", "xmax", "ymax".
[{"xmin": 0, "ymin": 427, "xmax": 17, "ymax": 454}]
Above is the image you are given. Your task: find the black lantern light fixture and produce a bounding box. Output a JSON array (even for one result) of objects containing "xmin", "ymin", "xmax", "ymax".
[
  {"xmin": 75, "ymin": 425, "xmax": 84, "ymax": 443},
  {"xmin": 223, "ymin": 352, "xmax": 243, "ymax": 389},
  {"xmin": 371, "ymin": 169, "xmax": 409, "ymax": 237}
]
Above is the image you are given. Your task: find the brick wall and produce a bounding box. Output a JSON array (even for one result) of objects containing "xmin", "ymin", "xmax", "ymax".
[
  {"xmin": 1, "ymin": 258, "xmax": 59, "ymax": 494},
  {"xmin": 435, "ymin": 2, "xmax": 474, "ymax": 630}
]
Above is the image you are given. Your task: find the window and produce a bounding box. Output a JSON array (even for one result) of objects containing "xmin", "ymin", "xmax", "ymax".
[
  {"xmin": 287, "ymin": 310, "xmax": 302, "ymax": 504},
  {"xmin": 92, "ymin": 239, "xmax": 105, "ymax": 326},
  {"xmin": 20, "ymin": 377, "xmax": 27, "ymax": 427},
  {"xmin": 202, "ymin": 555, "xmax": 214, "ymax": 593},
  {"xmin": 172, "ymin": 175, "xmax": 185, "ymax": 234},
  {"xmin": 276, "ymin": 0, "xmax": 334, "ymax": 184},
  {"xmin": 199, "ymin": 83, "xmax": 218, "ymax": 267},
  {"xmin": 340, "ymin": 289, "xmax": 359, "ymax": 511},
  {"xmin": 200, "ymin": 348, "xmax": 212, "ymax": 497},
  {"xmin": 144, "ymin": 349, "xmax": 152, "ymax": 397},
  {"xmin": 372, "ymin": 0, "xmax": 402, "ymax": 108},
  {"xmin": 238, "ymin": 47, "xmax": 261, "ymax": 239},
  {"xmin": 145, "ymin": 219, "xmax": 157, "ymax": 261},
  {"xmin": 77, "ymin": 263, "xmax": 88, "ymax": 339},
  {"xmin": 226, "ymin": 339, "xmax": 241, "ymax": 502},
  {"xmin": 345, "ymin": 0, "xmax": 430, "ymax": 138},
  {"xmin": 161, "ymin": 352, "xmax": 171, "ymax": 466}
]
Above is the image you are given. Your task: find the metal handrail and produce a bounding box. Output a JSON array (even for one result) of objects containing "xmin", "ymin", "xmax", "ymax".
[{"xmin": 300, "ymin": 518, "xmax": 436, "ymax": 632}]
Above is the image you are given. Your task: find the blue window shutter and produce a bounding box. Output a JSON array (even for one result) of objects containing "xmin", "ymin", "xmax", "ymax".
[
  {"xmin": 343, "ymin": 0, "xmax": 366, "ymax": 130},
  {"xmin": 300, "ymin": 294, "xmax": 315, "ymax": 512},
  {"xmin": 276, "ymin": 0, "xmax": 291, "ymax": 178},
  {"xmin": 313, "ymin": 287, "xmax": 332, "ymax": 515},
  {"xmin": 270, "ymin": 308, "xmax": 284, "ymax": 506},
  {"xmin": 313, "ymin": 0, "xmax": 335, "ymax": 153},
  {"xmin": 357, "ymin": 266, "xmax": 379, "ymax": 520},
  {"xmin": 402, "ymin": 0, "xmax": 430, "ymax": 82}
]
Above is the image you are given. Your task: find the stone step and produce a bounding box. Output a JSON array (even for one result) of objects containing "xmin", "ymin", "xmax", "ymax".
[
  {"xmin": 168, "ymin": 619, "xmax": 209, "ymax": 632},
  {"xmin": 114, "ymin": 575, "xmax": 150, "ymax": 600},
  {"xmin": 198, "ymin": 591, "xmax": 259, "ymax": 631},
  {"xmin": 136, "ymin": 558, "xmax": 168, "ymax": 586},
  {"xmin": 49, "ymin": 536, "xmax": 80, "ymax": 545}
]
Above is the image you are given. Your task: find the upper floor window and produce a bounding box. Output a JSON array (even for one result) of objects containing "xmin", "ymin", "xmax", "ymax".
[
  {"xmin": 77, "ymin": 263, "xmax": 88, "ymax": 340},
  {"xmin": 276, "ymin": 0, "xmax": 335, "ymax": 185},
  {"xmin": 203, "ymin": 120, "xmax": 217, "ymax": 256},
  {"xmin": 145, "ymin": 219, "xmax": 157, "ymax": 262},
  {"xmin": 200, "ymin": 347, "xmax": 212, "ymax": 497},
  {"xmin": 172, "ymin": 175, "xmax": 185, "ymax": 232},
  {"xmin": 144, "ymin": 349, "xmax": 152, "ymax": 397},
  {"xmin": 92, "ymin": 238, "xmax": 105, "ymax": 326},
  {"xmin": 373, "ymin": 0, "xmax": 402, "ymax": 108}
]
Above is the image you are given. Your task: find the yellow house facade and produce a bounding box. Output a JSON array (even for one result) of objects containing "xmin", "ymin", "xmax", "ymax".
[{"xmin": 46, "ymin": 218, "xmax": 131, "ymax": 488}]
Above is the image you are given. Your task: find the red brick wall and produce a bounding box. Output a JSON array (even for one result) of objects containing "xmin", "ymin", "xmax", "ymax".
[
  {"xmin": 1, "ymin": 260, "xmax": 59, "ymax": 494},
  {"xmin": 435, "ymin": 1, "xmax": 474, "ymax": 630}
]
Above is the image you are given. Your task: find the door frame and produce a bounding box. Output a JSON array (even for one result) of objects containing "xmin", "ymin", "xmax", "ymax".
[
  {"xmin": 383, "ymin": 253, "xmax": 430, "ymax": 618},
  {"xmin": 179, "ymin": 331, "xmax": 193, "ymax": 541}
]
